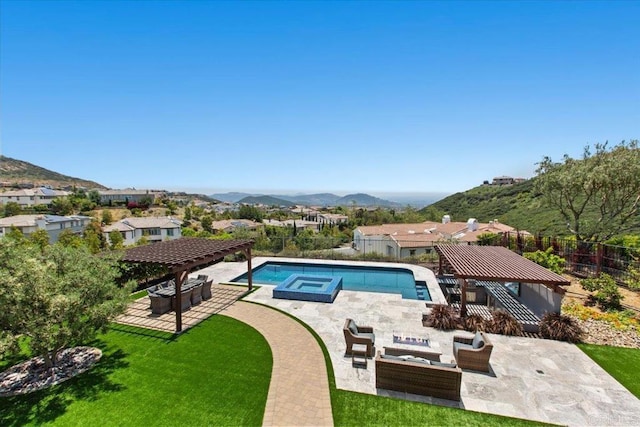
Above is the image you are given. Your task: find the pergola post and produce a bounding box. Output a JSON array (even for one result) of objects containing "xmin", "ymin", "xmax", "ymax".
[
  {"xmin": 175, "ymin": 270, "xmax": 188, "ymax": 333},
  {"xmin": 438, "ymin": 254, "xmax": 443, "ymax": 275},
  {"xmin": 245, "ymin": 247, "xmax": 253, "ymax": 291},
  {"xmin": 460, "ymin": 278, "xmax": 468, "ymax": 317}
]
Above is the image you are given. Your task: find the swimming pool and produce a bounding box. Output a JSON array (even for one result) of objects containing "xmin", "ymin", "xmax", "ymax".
[{"xmin": 233, "ymin": 261, "xmax": 431, "ymax": 300}]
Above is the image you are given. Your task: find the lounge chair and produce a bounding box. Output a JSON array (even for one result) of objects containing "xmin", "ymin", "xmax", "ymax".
[
  {"xmin": 452, "ymin": 331, "xmax": 493, "ymax": 372},
  {"xmin": 201, "ymin": 280, "xmax": 213, "ymax": 300},
  {"xmin": 343, "ymin": 318, "xmax": 375, "ymax": 357}
]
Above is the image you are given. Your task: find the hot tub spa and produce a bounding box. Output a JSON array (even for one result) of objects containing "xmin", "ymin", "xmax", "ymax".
[{"xmin": 272, "ymin": 274, "xmax": 343, "ymax": 303}]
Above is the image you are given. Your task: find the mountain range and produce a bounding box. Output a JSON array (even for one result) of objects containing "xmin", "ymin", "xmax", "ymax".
[{"xmin": 211, "ymin": 192, "xmax": 447, "ymax": 208}]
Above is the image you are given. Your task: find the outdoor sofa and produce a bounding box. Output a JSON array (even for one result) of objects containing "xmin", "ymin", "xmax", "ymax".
[{"xmin": 375, "ymin": 347, "xmax": 462, "ymax": 401}]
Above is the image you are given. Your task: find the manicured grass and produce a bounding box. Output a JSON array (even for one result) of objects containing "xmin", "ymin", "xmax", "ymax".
[
  {"xmin": 0, "ymin": 316, "xmax": 272, "ymax": 426},
  {"xmin": 332, "ymin": 389, "xmax": 548, "ymax": 427},
  {"xmin": 577, "ymin": 343, "xmax": 640, "ymax": 398},
  {"xmin": 129, "ymin": 290, "xmax": 146, "ymax": 300}
]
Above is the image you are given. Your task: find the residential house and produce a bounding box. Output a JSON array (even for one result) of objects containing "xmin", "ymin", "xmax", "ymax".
[
  {"xmin": 103, "ymin": 216, "xmax": 181, "ymax": 246},
  {"xmin": 98, "ymin": 189, "xmax": 163, "ymax": 205},
  {"xmin": 264, "ymin": 218, "xmax": 320, "ymax": 232},
  {"xmin": 210, "ymin": 219, "xmax": 263, "ymax": 233},
  {"xmin": 353, "ymin": 216, "xmax": 528, "ymax": 258},
  {"xmin": 0, "ymin": 214, "xmax": 92, "ymax": 243},
  {"xmin": 317, "ymin": 213, "xmax": 348, "ymax": 226},
  {"xmin": 0, "ymin": 187, "xmax": 70, "ymax": 207}
]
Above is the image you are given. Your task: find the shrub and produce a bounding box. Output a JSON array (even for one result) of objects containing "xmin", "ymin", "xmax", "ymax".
[
  {"xmin": 427, "ymin": 304, "xmax": 458, "ymax": 330},
  {"xmin": 523, "ymin": 247, "xmax": 565, "ymax": 274},
  {"xmin": 488, "ymin": 309, "xmax": 523, "ymax": 336},
  {"xmin": 460, "ymin": 313, "xmax": 487, "ymax": 332},
  {"xmin": 581, "ymin": 274, "xmax": 624, "ymax": 311},
  {"xmin": 539, "ymin": 312, "xmax": 583, "ymax": 343}
]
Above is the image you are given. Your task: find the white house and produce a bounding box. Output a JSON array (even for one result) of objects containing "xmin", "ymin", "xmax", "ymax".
[
  {"xmin": 318, "ymin": 213, "xmax": 349, "ymax": 225},
  {"xmin": 0, "ymin": 214, "xmax": 92, "ymax": 243},
  {"xmin": 353, "ymin": 216, "xmax": 528, "ymax": 258},
  {"xmin": 103, "ymin": 216, "xmax": 182, "ymax": 246},
  {"xmin": 0, "ymin": 187, "xmax": 70, "ymax": 207},
  {"xmin": 98, "ymin": 189, "xmax": 162, "ymax": 205}
]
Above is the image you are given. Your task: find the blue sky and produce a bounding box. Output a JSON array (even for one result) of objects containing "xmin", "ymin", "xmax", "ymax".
[{"xmin": 1, "ymin": 1, "xmax": 638, "ymax": 197}]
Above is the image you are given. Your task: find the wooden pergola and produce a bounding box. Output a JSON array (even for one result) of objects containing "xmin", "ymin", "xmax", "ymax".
[
  {"xmin": 434, "ymin": 245, "xmax": 570, "ymax": 316},
  {"xmin": 122, "ymin": 238, "xmax": 255, "ymax": 332}
]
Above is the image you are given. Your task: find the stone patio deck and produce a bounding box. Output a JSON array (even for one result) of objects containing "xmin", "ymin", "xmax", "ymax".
[{"xmin": 207, "ymin": 258, "xmax": 640, "ymax": 427}]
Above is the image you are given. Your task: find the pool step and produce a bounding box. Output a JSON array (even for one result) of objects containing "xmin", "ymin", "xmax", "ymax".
[{"xmin": 415, "ymin": 282, "xmax": 429, "ymax": 300}]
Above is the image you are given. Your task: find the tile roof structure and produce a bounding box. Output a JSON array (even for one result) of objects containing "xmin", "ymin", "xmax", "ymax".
[
  {"xmin": 122, "ymin": 237, "xmax": 254, "ymax": 272},
  {"xmin": 435, "ymin": 244, "xmax": 569, "ymax": 318},
  {"xmin": 122, "ymin": 237, "xmax": 255, "ymax": 332},
  {"xmin": 435, "ymin": 245, "xmax": 569, "ymax": 288}
]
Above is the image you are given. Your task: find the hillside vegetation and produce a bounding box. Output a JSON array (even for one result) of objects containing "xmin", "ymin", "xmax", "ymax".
[
  {"xmin": 426, "ymin": 179, "xmax": 573, "ymax": 236},
  {"xmin": 0, "ymin": 156, "xmax": 107, "ymax": 189}
]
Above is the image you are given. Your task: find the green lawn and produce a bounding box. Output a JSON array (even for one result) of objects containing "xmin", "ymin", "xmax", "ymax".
[
  {"xmin": 577, "ymin": 343, "xmax": 640, "ymax": 397},
  {"xmin": 0, "ymin": 317, "xmax": 272, "ymax": 426},
  {"xmin": 4, "ymin": 309, "xmax": 634, "ymax": 427}
]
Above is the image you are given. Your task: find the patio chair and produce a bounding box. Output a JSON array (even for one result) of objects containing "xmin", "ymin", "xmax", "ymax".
[
  {"xmin": 452, "ymin": 331, "xmax": 493, "ymax": 372},
  {"xmin": 343, "ymin": 318, "xmax": 375, "ymax": 357},
  {"xmin": 201, "ymin": 280, "xmax": 213, "ymax": 300},
  {"xmin": 191, "ymin": 282, "xmax": 203, "ymax": 305},
  {"xmin": 172, "ymin": 287, "xmax": 193, "ymax": 312},
  {"xmin": 197, "ymin": 274, "xmax": 209, "ymax": 282},
  {"xmin": 149, "ymin": 293, "xmax": 172, "ymax": 315}
]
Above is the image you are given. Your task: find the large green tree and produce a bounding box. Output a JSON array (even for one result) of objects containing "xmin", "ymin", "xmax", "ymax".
[
  {"xmin": 535, "ymin": 140, "xmax": 640, "ymax": 241},
  {"xmin": 0, "ymin": 240, "xmax": 134, "ymax": 368}
]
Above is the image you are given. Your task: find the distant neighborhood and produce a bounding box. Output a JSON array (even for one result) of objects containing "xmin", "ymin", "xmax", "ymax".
[{"xmin": 0, "ymin": 156, "xmax": 532, "ymax": 253}]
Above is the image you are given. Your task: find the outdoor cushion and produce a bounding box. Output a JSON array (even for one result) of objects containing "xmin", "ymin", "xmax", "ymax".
[
  {"xmin": 472, "ymin": 332, "xmax": 485, "ymax": 349},
  {"xmin": 453, "ymin": 342, "xmax": 473, "ymax": 355},
  {"xmin": 348, "ymin": 321, "xmax": 358, "ymax": 335},
  {"xmin": 380, "ymin": 354, "xmax": 403, "ymax": 361},
  {"xmin": 397, "ymin": 355, "xmax": 431, "ymax": 365},
  {"xmin": 360, "ymin": 332, "xmax": 375, "ymax": 344},
  {"xmin": 431, "ymin": 360, "xmax": 457, "ymax": 368}
]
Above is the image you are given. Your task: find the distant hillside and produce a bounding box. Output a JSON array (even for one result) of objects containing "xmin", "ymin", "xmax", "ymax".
[
  {"xmin": 275, "ymin": 193, "xmax": 341, "ymax": 206},
  {"xmin": 335, "ymin": 193, "xmax": 402, "ymax": 208},
  {"xmin": 425, "ymin": 179, "xmax": 570, "ymax": 235},
  {"xmin": 238, "ymin": 195, "xmax": 296, "ymax": 207},
  {"xmin": 0, "ymin": 156, "xmax": 107, "ymax": 189},
  {"xmin": 210, "ymin": 192, "xmax": 260, "ymax": 203},
  {"xmin": 213, "ymin": 191, "xmax": 402, "ymax": 207}
]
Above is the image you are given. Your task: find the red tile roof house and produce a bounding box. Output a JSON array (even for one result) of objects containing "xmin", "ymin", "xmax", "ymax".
[{"xmin": 353, "ymin": 216, "xmax": 529, "ymax": 259}]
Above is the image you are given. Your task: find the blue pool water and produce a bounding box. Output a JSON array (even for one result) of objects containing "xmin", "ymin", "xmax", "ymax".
[{"xmin": 233, "ymin": 261, "xmax": 431, "ymax": 300}]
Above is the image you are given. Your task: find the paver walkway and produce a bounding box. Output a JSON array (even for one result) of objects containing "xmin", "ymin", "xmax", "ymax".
[{"xmin": 222, "ymin": 301, "xmax": 333, "ymax": 427}]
